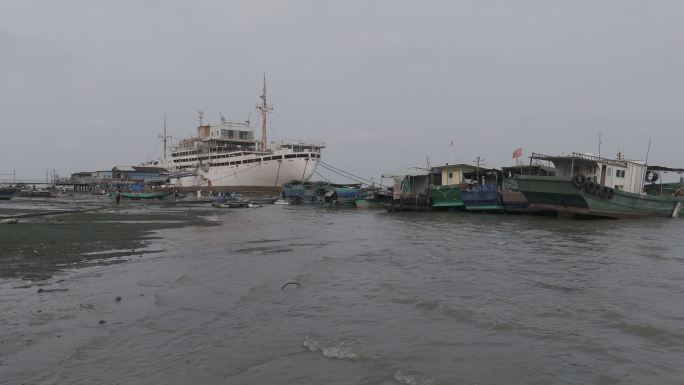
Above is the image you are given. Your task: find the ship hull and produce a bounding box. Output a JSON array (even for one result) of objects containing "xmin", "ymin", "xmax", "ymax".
[
  {"xmin": 0, "ymin": 191, "xmax": 15, "ymax": 200},
  {"xmin": 516, "ymin": 175, "xmax": 684, "ymax": 219},
  {"xmin": 429, "ymin": 185, "xmax": 464, "ymax": 209},
  {"xmin": 171, "ymin": 156, "xmax": 319, "ymax": 188}
]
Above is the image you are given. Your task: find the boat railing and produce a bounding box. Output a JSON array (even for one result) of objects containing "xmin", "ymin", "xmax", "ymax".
[
  {"xmin": 530, "ymin": 152, "xmax": 628, "ymax": 167},
  {"xmin": 273, "ymin": 139, "xmax": 326, "ymax": 148}
]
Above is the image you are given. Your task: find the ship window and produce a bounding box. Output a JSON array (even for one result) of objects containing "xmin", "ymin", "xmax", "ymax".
[
  {"xmin": 285, "ymin": 154, "xmax": 297, "ymax": 159},
  {"xmin": 221, "ymin": 130, "xmax": 235, "ymax": 139},
  {"xmin": 448, "ymin": 172, "xmax": 453, "ymax": 179},
  {"xmin": 239, "ymin": 131, "xmax": 252, "ymax": 140}
]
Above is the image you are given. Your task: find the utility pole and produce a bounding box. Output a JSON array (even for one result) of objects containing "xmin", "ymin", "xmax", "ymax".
[{"xmin": 473, "ymin": 155, "xmax": 486, "ymax": 186}]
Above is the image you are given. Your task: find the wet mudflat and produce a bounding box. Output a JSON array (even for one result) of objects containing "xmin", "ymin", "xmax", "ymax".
[
  {"xmin": 1, "ymin": 200, "xmax": 684, "ymax": 385},
  {"xmin": 0, "ymin": 196, "xmax": 217, "ymax": 280}
]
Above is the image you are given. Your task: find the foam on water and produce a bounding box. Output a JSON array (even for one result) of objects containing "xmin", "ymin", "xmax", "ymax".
[
  {"xmin": 302, "ymin": 335, "xmax": 379, "ymax": 361},
  {"xmin": 393, "ymin": 369, "xmax": 437, "ymax": 385}
]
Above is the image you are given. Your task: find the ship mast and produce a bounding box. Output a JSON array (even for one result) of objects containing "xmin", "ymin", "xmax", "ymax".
[
  {"xmin": 159, "ymin": 114, "xmax": 171, "ymax": 162},
  {"xmin": 256, "ymin": 74, "xmax": 273, "ymax": 151}
]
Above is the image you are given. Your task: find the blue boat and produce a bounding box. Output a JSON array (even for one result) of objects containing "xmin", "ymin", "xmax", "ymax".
[
  {"xmin": 461, "ymin": 182, "xmax": 503, "ymax": 211},
  {"xmin": 281, "ymin": 181, "xmax": 329, "ymax": 204},
  {"xmin": 0, "ymin": 188, "xmax": 17, "ymax": 201},
  {"xmin": 322, "ymin": 187, "xmax": 359, "ymax": 207}
]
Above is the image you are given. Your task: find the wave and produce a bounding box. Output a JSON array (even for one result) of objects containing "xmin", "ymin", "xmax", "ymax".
[
  {"xmin": 393, "ymin": 369, "xmax": 438, "ymax": 385},
  {"xmin": 302, "ymin": 335, "xmax": 379, "ymax": 361}
]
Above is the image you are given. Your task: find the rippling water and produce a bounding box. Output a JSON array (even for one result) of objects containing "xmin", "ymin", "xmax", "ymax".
[{"xmin": 2, "ymin": 204, "xmax": 683, "ymax": 385}]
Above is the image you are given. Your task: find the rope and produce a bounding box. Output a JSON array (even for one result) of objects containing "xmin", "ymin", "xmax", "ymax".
[
  {"xmin": 320, "ymin": 165, "xmax": 373, "ymax": 185},
  {"xmin": 314, "ymin": 170, "xmax": 333, "ymax": 184},
  {"xmin": 319, "ymin": 161, "xmax": 376, "ymax": 185},
  {"xmin": 300, "ymin": 159, "xmax": 309, "ymax": 182},
  {"xmin": 274, "ymin": 161, "xmax": 282, "ymax": 189},
  {"xmin": 195, "ymin": 162, "xmax": 263, "ymax": 186}
]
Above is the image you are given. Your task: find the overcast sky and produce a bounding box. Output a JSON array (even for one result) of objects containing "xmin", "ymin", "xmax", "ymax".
[{"xmin": 2, "ymin": 1, "xmax": 683, "ymax": 183}]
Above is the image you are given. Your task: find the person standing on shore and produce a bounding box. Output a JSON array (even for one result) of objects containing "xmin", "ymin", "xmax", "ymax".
[{"xmin": 115, "ymin": 189, "xmax": 121, "ymax": 205}]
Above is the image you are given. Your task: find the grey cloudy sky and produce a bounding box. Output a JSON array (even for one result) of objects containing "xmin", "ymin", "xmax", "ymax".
[{"xmin": 2, "ymin": 0, "xmax": 683, "ymax": 182}]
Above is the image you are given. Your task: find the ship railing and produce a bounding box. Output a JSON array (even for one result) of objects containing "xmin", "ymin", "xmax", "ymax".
[
  {"xmin": 530, "ymin": 152, "xmax": 628, "ymax": 167},
  {"xmin": 272, "ymin": 139, "xmax": 326, "ymax": 148}
]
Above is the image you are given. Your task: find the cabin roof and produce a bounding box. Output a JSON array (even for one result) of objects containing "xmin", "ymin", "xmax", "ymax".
[
  {"xmin": 431, "ymin": 163, "xmax": 481, "ymax": 172},
  {"xmin": 113, "ymin": 166, "xmax": 136, "ymax": 172},
  {"xmin": 132, "ymin": 166, "xmax": 169, "ymax": 173},
  {"xmin": 530, "ymin": 152, "xmax": 630, "ymax": 168},
  {"xmin": 382, "ymin": 167, "xmax": 436, "ymax": 179},
  {"xmin": 112, "ymin": 166, "xmax": 169, "ymax": 173},
  {"xmin": 647, "ymin": 165, "xmax": 684, "ymax": 172},
  {"xmin": 501, "ymin": 164, "xmax": 555, "ymax": 173}
]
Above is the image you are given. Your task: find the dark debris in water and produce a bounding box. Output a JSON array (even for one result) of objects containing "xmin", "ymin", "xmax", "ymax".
[
  {"xmin": 281, "ymin": 282, "xmax": 302, "ymax": 290},
  {"xmin": 37, "ymin": 288, "xmax": 69, "ymax": 293}
]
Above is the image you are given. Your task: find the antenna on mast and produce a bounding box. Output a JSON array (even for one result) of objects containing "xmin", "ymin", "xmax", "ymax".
[
  {"xmin": 219, "ymin": 111, "xmax": 226, "ymax": 124},
  {"xmin": 163, "ymin": 114, "xmax": 167, "ymax": 161},
  {"xmin": 473, "ymin": 155, "xmax": 486, "ymax": 185},
  {"xmin": 159, "ymin": 114, "xmax": 170, "ymax": 162},
  {"xmin": 256, "ymin": 73, "xmax": 273, "ymax": 151},
  {"xmin": 639, "ymin": 138, "xmax": 652, "ymax": 195}
]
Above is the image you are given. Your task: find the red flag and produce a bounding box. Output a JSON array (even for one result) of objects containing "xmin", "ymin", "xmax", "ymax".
[{"xmin": 512, "ymin": 147, "xmax": 523, "ymax": 159}]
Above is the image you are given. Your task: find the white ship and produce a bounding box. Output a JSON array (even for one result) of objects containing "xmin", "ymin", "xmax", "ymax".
[{"xmin": 161, "ymin": 79, "xmax": 325, "ymax": 189}]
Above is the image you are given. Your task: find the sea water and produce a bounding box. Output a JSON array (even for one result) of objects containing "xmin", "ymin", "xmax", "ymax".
[{"xmin": 1, "ymin": 201, "xmax": 683, "ymax": 385}]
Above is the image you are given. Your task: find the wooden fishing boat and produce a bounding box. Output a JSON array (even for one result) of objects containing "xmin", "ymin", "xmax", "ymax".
[
  {"xmin": 118, "ymin": 191, "xmax": 170, "ymax": 200},
  {"xmin": 108, "ymin": 181, "xmax": 171, "ymax": 200}
]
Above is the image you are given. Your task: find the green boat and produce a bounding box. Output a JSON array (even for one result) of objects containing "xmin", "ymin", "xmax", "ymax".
[
  {"xmin": 109, "ymin": 191, "xmax": 170, "ymax": 200},
  {"xmin": 429, "ymin": 164, "xmax": 478, "ymax": 210},
  {"xmin": 516, "ymin": 152, "xmax": 684, "ymax": 219},
  {"xmin": 355, "ymin": 187, "xmax": 393, "ymax": 209}
]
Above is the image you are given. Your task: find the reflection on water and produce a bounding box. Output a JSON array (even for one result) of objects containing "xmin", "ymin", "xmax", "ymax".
[{"xmin": 1, "ymin": 201, "xmax": 683, "ymax": 385}]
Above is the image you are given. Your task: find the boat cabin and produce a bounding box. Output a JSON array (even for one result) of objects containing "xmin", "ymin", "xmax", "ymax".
[
  {"xmin": 530, "ymin": 152, "xmax": 647, "ymax": 194},
  {"xmin": 431, "ymin": 164, "xmax": 478, "ymax": 187},
  {"xmin": 173, "ymin": 122, "xmax": 258, "ymax": 157}
]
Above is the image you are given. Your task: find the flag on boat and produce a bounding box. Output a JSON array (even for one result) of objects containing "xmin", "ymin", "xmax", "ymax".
[
  {"xmin": 449, "ymin": 140, "xmax": 454, "ymax": 147},
  {"xmin": 512, "ymin": 147, "xmax": 523, "ymax": 159}
]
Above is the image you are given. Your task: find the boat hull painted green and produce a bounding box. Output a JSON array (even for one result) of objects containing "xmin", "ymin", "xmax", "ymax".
[
  {"xmin": 516, "ymin": 175, "xmax": 684, "ymax": 218},
  {"xmin": 110, "ymin": 192, "xmax": 170, "ymax": 200},
  {"xmin": 355, "ymin": 199, "xmax": 384, "ymax": 209},
  {"xmin": 430, "ymin": 185, "xmax": 464, "ymax": 209}
]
